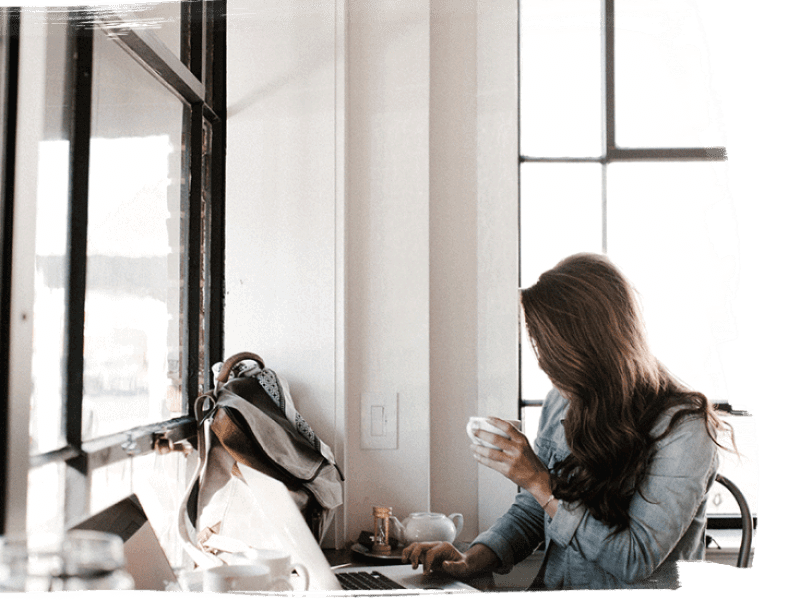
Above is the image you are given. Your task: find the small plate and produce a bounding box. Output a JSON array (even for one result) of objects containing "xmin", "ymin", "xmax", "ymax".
[{"xmin": 350, "ymin": 542, "xmax": 406, "ymax": 562}]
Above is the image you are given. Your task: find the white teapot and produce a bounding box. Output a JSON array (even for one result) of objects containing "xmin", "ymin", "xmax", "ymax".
[{"xmin": 390, "ymin": 512, "xmax": 464, "ymax": 545}]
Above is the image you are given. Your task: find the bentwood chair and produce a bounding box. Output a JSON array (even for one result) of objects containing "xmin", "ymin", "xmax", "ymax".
[{"xmin": 713, "ymin": 474, "xmax": 754, "ymax": 568}]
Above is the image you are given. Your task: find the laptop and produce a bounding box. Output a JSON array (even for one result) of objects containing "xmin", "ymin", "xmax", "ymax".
[
  {"xmin": 70, "ymin": 465, "xmax": 478, "ymax": 593},
  {"xmin": 230, "ymin": 463, "xmax": 479, "ymax": 592},
  {"xmin": 69, "ymin": 494, "xmax": 180, "ymax": 591}
]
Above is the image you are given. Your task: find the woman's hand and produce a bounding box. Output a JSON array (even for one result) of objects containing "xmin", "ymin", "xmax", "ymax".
[
  {"xmin": 401, "ymin": 542, "xmax": 498, "ymax": 578},
  {"xmin": 472, "ymin": 417, "xmax": 554, "ymax": 509},
  {"xmin": 401, "ymin": 542, "xmax": 468, "ymax": 576}
]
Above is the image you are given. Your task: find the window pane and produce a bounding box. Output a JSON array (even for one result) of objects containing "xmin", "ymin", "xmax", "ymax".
[
  {"xmin": 522, "ymin": 405, "xmax": 542, "ymax": 440},
  {"xmin": 708, "ymin": 413, "xmax": 758, "ymax": 519},
  {"xmin": 83, "ymin": 30, "xmax": 185, "ymax": 439},
  {"xmin": 519, "ymin": 163, "xmax": 603, "ymax": 400},
  {"xmin": 27, "ymin": 462, "xmax": 65, "ymax": 534},
  {"xmin": 607, "ymin": 162, "xmax": 737, "ymax": 401},
  {"xmin": 615, "ymin": 0, "xmax": 725, "ymax": 148},
  {"xmin": 519, "ymin": 0, "xmax": 603, "ymax": 158},
  {"xmin": 30, "ymin": 21, "xmax": 70, "ymax": 455}
]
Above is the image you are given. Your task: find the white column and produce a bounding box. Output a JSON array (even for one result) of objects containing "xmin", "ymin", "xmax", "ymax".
[
  {"xmin": 344, "ymin": 0, "xmax": 433, "ymax": 539},
  {"xmin": 4, "ymin": 9, "xmax": 48, "ymax": 534}
]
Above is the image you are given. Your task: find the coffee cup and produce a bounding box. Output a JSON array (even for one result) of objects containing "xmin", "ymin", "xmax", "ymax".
[
  {"xmin": 244, "ymin": 548, "xmax": 309, "ymax": 592},
  {"xmin": 467, "ymin": 416, "xmax": 522, "ymax": 450},
  {"xmin": 202, "ymin": 564, "xmax": 271, "ymax": 593}
]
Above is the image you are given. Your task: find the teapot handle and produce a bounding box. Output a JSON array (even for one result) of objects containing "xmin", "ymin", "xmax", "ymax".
[{"xmin": 448, "ymin": 513, "xmax": 464, "ymax": 539}]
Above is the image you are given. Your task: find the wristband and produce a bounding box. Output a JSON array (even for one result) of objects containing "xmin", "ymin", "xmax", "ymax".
[{"xmin": 542, "ymin": 494, "xmax": 556, "ymax": 511}]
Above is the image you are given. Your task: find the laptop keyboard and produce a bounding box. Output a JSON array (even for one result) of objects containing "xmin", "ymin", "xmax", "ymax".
[{"xmin": 335, "ymin": 571, "xmax": 407, "ymax": 590}]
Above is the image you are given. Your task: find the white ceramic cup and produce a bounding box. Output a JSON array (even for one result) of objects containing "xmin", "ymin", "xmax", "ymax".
[
  {"xmin": 202, "ymin": 564, "xmax": 272, "ymax": 593},
  {"xmin": 467, "ymin": 416, "xmax": 522, "ymax": 450},
  {"xmin": 244, "ymin": 549, "xmax": 310, "ymax": 592}
]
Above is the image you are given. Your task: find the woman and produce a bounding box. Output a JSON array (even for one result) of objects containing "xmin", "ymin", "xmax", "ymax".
[{"xmin": 402, "ymin": 252, "xmax": 731, "ymax": 589}]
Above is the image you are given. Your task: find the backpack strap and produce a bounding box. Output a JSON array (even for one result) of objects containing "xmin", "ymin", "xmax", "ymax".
[
  {"xmin": 215, "ymin": 352, "xmax": 264, "ymax": 391},
  {"xmin": 176, "ymin": 390, "xmax": 226, "ymax": 569}
]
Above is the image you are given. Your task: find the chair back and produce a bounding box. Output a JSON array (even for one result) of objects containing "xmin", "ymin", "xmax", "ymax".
[{"xmin": 713, "ymin": 473, "xmax": 753, "ymax": 568}]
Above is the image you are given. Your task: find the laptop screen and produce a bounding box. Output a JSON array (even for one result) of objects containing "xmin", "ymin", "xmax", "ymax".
[{"xmin": 69, "ymin": 494, "xmax": 178, "ymax": 591}]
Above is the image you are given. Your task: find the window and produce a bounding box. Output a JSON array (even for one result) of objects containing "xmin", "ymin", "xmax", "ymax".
[
  {"xmin": 1, "ymin": 2, "xmax": 226, "ymax": 564},
  {"xmin": 518, "ymin": 0, "xmax": 756, "ymax": 529}
]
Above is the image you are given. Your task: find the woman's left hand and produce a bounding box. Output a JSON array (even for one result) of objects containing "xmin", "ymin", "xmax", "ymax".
[{"xmin": 471, "ymin": 417, "xmax": 550, "ymax": 497}]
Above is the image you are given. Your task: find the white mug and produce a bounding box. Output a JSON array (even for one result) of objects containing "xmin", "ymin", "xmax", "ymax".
[
  {"xmin": 467, "ymin": 416, "xmax": 522, "ymax": 450},
  {"xmin": 202, "ymin": 564, "xmax": 272, "ymax": 593},
  {"xmin": 244, "ymin": 548, "xmax": 310, "ymax": 592}
]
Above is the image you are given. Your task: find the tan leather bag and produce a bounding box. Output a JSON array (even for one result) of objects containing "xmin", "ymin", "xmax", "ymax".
[{"xmin": 177, "ymin": 352, "xmax": 343, "ymax": 567}]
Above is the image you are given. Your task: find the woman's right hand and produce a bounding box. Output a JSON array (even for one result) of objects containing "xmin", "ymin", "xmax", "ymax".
[
  {"xmin": 401, "ymin": 542, "xmax": 468, "ymax": 576},
  {"xmin": 401, "ymin": 542, "xmax": 498, "ymax": 578}
]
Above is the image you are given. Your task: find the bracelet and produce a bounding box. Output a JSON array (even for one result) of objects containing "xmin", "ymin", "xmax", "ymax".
[{"xmin": 542, "ymin": 494, "xmax": 556, "ymax": 511}]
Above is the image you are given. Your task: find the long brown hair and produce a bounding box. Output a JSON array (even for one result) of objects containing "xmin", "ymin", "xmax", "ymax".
[{"xmin": 520, "ymin": 253, "xmax": 730, "ymax": 532}]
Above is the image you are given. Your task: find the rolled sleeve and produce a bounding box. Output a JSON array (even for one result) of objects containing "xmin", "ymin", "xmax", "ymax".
[
  {"xmin": 469, "ymin": 530, "xmax": 516, "ymax": 573},
  {"xmin": 547, "ymin": 499, "xmax": 588, "ymax": 548}
]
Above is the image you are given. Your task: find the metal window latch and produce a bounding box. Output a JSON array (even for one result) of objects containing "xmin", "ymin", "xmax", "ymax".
[
  {"xmin": 152, "ymin": 431, "xmax": 193, "ymax": 456},
  {"xmin": 121, "ymin": 434, "xmax": 141, "ymax": 457}
]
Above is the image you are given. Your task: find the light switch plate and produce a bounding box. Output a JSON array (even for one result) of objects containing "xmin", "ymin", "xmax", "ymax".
[{"xmin": 361, "ymin": 392, "xmax": 398, "ymax": 449}]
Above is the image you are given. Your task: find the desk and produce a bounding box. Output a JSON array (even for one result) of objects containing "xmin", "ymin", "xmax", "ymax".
[{"xmin": 323, "ymin": 546, "xmax": 546, "ymax": 592}]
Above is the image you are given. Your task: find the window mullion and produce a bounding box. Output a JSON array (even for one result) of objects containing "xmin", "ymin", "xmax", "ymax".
[
  {"xmin": 0, "ymin": 6, "xmax": 21, "ymax": 536},
  {"xmin": 62, "ymin": 13, "xmax": 94, "ymax": 525},
  {"xmin": 187, "ymin": 0, "xmax": 204, "ymax": 82},
  {"xmin": 96, "ymin": 10, "xmax": 206, "ymax": 107},
  {"xmin": 609, "ymin": 147, "xmax": 727, "ymax": 161},
  {"xmin": 181, "ymin": 104, "xmax": 204, "ymax": 410},
  {"xmin": 82, "ymin": 416, "xmax": 196, "ymax": 472},
  {"xmin": 63, "ymin": 13, "xmax": 92, "ymax": 450},
  {"xmin": 604, "ymin": 0, "xmax": 615, "ymax": 154},
  {"xmin": 601, "ymin": 163, "xmax": 607, "ymax": 254},
  {"xmin": 600, "ymin": 0, "xmax": 617, "ymax": 253}
]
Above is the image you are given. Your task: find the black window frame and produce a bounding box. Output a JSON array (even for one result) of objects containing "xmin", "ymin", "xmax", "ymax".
[
  {"xmin": 0, "ymin": 0, "xmax": 227, "ymax": 533},
  {"xmin": 0, "ymin": 5, "xmax": 21, "ymax": 536}
]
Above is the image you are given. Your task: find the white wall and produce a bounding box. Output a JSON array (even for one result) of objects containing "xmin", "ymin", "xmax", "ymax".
[
  {"xmin": 225, "ymin": 0, "xmax": 519, "ymax": 546},
  {"xmin": 225, "ymin": 0, "xmax": 339, "ymax": 461},
  {"xmin": 344, "ymin": 0, "xmax": 433, "ymax": 535}
]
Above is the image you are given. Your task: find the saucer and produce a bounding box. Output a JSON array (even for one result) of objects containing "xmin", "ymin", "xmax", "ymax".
[{"xmin": 350, "ymin": 542, "xmax": 405, "ymax": 562}]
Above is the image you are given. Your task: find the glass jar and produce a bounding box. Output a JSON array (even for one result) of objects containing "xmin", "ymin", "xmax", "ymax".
[{"xmin": 0, "ymin": 530, "xmax": 134, "ymax": 592}]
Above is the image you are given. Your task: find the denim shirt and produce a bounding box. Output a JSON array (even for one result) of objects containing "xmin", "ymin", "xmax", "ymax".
[{"xmin": 471, "ymin": 388, "xmax": 719, "ymax": 589}]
